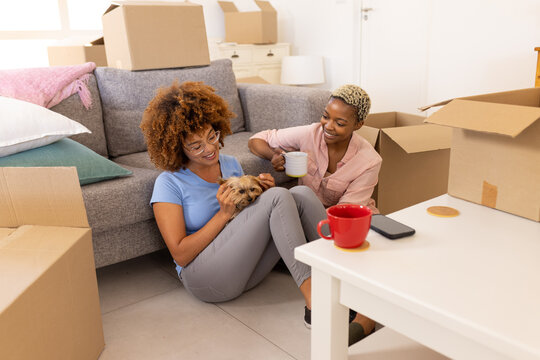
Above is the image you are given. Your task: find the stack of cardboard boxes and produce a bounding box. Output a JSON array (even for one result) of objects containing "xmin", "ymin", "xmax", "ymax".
[
  {"xmin": 48, "ymin": 0, "xmax": 280, "ymax": 71},
  {"xmin": 48, "ymin": 1, "xmax": 210, "ymax": 71},
  {"xmin": 215, "ymin": 1, "xmax": 280, "ymax": 84},
  {"xmin": 48, "ymin": 38, "xmax": 107, "ymax": 67}
]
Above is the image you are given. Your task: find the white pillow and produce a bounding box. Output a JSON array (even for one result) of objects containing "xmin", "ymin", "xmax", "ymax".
[{"xmin": 0, "ymin": 96, "xmax": 91, "ymax": 157}]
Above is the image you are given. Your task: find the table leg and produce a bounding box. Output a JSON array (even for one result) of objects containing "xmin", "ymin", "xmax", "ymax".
[{"xmin": 311, "ymin": 268, "xmax": 349, "ymax": 360}]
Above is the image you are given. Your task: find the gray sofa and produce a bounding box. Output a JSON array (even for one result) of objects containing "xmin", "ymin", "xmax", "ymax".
[{"xmin": 51, "ymin": 59, "xmax": 330, "ymax": 268}]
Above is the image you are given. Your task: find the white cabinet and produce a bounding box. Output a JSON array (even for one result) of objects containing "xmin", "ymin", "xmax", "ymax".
[{"xmin": 211, "ymin": 43, "xmax": 290, "ymax": 84}]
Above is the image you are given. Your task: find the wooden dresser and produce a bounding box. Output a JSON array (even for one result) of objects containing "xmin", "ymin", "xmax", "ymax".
[{"xmin": 210, "ymin": 42, "xmax": 290, "ymax": 84}]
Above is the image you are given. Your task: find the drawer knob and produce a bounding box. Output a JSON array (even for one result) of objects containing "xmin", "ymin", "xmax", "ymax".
[{"xmin": 267, "ymin": 51, "xmax": 274, "ymax": 57}]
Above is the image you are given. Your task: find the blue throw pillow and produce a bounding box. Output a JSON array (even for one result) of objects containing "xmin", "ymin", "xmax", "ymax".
[{"xmin": 0, "ymin": 138, "xmax": 132, "ymax": 185}]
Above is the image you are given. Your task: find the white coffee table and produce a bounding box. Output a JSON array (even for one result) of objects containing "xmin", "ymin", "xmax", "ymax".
[{"xmin": 295, "ymin": 194, "xmax": 540, "ymax": 360}]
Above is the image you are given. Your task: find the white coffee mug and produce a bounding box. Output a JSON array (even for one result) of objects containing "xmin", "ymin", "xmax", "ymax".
[{"xmin": 284, "ymin": 151, "xmax": 308, "ymax": 177}]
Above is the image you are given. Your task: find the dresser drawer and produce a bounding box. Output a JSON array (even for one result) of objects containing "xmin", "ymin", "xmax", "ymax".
[
  {"xmin": 212, "ymin": 42, "xmax": 290, "ymax": 84},
  {"xmin": 218, "ymin": 48, "xmax": 253, "ymax": 64},
  {"xmin": 252, "ymin": 45, "xmax": 290, "ymax": 63}
]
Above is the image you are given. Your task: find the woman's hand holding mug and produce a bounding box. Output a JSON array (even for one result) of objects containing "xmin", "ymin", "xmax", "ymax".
[{"xmin": 270, "ymin": 148, "xmax": 286, "ymax": 172}]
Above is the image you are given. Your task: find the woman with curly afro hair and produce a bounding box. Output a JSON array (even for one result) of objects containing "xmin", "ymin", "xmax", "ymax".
[{"xmin": 141, "ymin": 81, "xmax": 328, "ymax": 328}]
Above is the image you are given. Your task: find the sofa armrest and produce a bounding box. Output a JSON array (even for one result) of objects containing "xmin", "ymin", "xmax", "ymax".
[{"xmin": 237, "ymin": 83, "xmax": 331, "ymax": 133}]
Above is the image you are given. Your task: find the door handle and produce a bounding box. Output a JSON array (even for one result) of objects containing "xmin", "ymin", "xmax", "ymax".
[{"xmin": 361, "ymin": 7, "xmax": 373, "ymax": 20}]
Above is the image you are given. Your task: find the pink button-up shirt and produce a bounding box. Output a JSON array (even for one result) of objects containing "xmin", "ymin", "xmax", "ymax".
[{"xmin": 250, "ymin": 123, "xmax": 382, "ymax": 211}]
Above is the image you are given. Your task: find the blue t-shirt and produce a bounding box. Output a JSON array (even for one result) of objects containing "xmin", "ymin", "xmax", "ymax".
[
  {"xmin": 150, "ymin": 154, "xmax": 243, "ymax": 275},
  {"xmin": 151, "ymin": 154, "xmax": 243, "ymax": 234}
]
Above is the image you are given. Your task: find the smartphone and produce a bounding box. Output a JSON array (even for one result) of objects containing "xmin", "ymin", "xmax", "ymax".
[{"xmin": 370, "ymin": 214, "xmax": 415, "ymax": 239}]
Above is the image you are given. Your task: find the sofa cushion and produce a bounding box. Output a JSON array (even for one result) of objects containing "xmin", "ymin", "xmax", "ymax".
[
  {"xmin": 114, "ymin": 132, "xmax": 293, "ymax": 185},
  {"xmin": 81, "ymin": 165, "xmax": 159, "ymax": 233},
  {"xmin": 113, "ymin": 151, "xmax": 155, "ymax": 169},
  {"xmin": 0, "ymin": 96, "xmax": 90, "ymax": 157},
  {"xmin": 50, "ymin": 74, "xmax": 109, "ymax": 157},
  {"xmin": 94, "ymin": 59, "xmax": 244, "ymax": 158},
  {"xmin": 237, "ymin": 83, "xmax": 330, "ymax": 133},
  {"xmin": 92, "ymin": 219, "xmax": 163, "ymax": 268},
  {"xmin": 0, "ymin": 138, "xmax": 132, "ymax": 185}
]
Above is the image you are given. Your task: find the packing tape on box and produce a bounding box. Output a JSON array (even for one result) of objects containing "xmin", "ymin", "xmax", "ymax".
[{"xmin": 481, "ymin": 180, "xmax": 498, "ymax": 208}]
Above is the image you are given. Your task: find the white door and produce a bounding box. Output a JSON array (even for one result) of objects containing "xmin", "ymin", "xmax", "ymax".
[{"xmin": 358, "ymin": 0, "xmax": 430, "ymax": 114}]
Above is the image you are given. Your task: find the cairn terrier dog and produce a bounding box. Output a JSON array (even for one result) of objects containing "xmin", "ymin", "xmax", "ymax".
[{"xmin": 218, "ymin": 175, "xmax": 263, "ymax": 219}]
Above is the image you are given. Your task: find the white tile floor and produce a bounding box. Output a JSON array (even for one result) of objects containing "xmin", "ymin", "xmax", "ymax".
[{"xmin": 96, "ymin": 250, "xmax": 310, "ymax": 359}]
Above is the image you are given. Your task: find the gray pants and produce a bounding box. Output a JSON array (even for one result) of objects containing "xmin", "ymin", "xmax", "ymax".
[{"xmin": 180, "ymin": 185, "xmax": 326, "ymax": 303}]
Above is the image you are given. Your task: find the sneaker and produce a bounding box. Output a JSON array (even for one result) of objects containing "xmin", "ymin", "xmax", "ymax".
[
  {"xmin": 304, "ymin": 306, "xmax": 311, "ymax": 328},
  {"xmin": 348, "ymin": 322, "xmax": 375, "ymax": 346},
  {"xmin": 304, "ymin": 307, "xmax": 357, "ymax": 329}
]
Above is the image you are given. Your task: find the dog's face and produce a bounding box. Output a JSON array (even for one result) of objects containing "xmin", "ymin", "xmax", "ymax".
[{"xmin": 218, "ymin": 175, "xmax": 263, "ymax": 211}]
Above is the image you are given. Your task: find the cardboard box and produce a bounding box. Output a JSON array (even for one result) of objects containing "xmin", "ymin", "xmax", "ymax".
[
  {"xmin": 0, "ymin": 167, "xmax": 104, "ymax": 359},
  {"xmin": 236, "ymin": 76, "xmax": 270, "ymax": 84},
  {"xmin": 48, "ymin": 38, "xmax": 107, "ymax": 67},
  {"xmin": 423, "ymin": 88, "xmax": 540, "ymax": 222},
  {"xmin": 102, "ymin": 1, "xmax": 210, "ymax": 70},
  {"xmin": 218, "ymin": 1, "xmax": 277, "ymax": 44},
  {"xmin": 355, "ymin": 112, "xmax": 452, "ymax": 215}
]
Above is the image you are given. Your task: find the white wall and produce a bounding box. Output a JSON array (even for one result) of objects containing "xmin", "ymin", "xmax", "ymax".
[
  {"xmin": 1, "ymin": 0, "xmax": 538, "ymax": 114},
  {"xmin": 358, "ymin": 0, "xmax": 431, "ymax": 114},
  {"xmin": 198, "ymin": 0, "xmax": 361, "ymax": 91},
  {"xmin": 271, "ymin": 0, "xmax": 360, "ymax": 90},
  {"xmin": 199, "ymin": 0, "xmax": 539, "ymax": 113},
  {"xmin": 426, "ymin": 0, "xmax": 540, "ymax": 105}
]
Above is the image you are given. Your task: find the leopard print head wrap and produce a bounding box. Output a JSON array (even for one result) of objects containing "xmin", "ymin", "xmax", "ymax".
[{"xmin": 331, "ymin": 84, "xmax": 371, "ymax": 123}]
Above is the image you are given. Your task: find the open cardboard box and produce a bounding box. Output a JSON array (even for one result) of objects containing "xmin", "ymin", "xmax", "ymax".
[
  {"xmin": 102, "ymin": 1, "xmax": 210, "ymax": 70},
  {"xmin": 423, "ymin": 88, "xmax": 540, "ymax": 222},
  {"xmin": 48, "ymin": 38, "xmax": 107, "ymax": 67},
  {"xmin": 0, "ymin": 167, "xmax": 104, "ymax": 359},
  {"xmin": 356, "ymin": 112, "xmax": 452, "ymax": 214},
  {"xmin": 218, "ymin": 0, "xmax": 277, "ymax": 44}
]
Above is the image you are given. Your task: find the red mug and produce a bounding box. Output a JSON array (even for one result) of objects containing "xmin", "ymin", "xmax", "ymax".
[{"xmin": 317, "ymin": 204, "xmax": 372, "ymax": 249}]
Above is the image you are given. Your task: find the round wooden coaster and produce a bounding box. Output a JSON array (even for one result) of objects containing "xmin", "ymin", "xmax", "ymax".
[
  {"xmin": 334, "ymin": 240, "xmax": 370, "ymax": 252},
  {"xmin": 427, "ymin": 206, "xmax": 460, "ymax": 218}
]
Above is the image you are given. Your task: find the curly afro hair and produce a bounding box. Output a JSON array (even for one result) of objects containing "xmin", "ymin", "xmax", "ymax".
[{"xmin": 140, "ymin": 81, "xmax": 234, "ymax": 171}]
